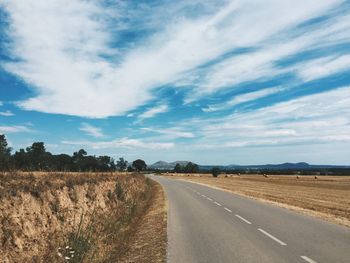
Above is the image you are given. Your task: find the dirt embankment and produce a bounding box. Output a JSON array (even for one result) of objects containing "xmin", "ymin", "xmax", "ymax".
[
  {"xmin": 165, "ymin": 173, "xmax": 350, "ymax": 227},
  {"xmin": 0, "ymin": 172, "xmax": 166, "ymax": 262}
]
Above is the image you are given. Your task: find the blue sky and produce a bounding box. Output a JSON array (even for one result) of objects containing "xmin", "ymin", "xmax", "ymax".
[{"xmin": 0, "ymin": 0, "xmax": 349, "ymax": 165}]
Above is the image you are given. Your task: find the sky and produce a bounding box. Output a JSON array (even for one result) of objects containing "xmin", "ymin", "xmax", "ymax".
[{"xmin": 0, "ymin": 0, "xmax": 349, "ymax": 165}]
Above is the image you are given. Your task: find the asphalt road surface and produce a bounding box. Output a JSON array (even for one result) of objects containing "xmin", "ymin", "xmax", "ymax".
[{"xmin": 150, "ymin": 175, "xmax": 350, "ymax": 263}]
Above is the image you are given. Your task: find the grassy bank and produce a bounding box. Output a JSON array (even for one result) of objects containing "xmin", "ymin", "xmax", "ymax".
[{"xmin": 0, "ymin": 172, "xmax": 165, "ymax": 262}]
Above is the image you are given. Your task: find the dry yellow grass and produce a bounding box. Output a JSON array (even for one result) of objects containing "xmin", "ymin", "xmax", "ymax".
[
  {"xmin": 165, "ymin": 173, "xmax": 350, "ymax": 227},
  {"xmin": 120, "ymin": 180, "xmax": 167, "ymax": 263}
]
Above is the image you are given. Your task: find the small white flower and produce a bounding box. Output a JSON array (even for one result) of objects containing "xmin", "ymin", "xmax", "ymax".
[
  {"xmin": 65, "ymin": 256, "xmax": 70, "ymax": 260},
  {"xmin": 57, "ymin": 252, "xmax": 62, "ymax": 257}
]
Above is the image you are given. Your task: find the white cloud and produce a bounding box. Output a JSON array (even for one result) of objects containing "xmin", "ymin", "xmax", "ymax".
[
  {"xmin": 183, "ymin": 2, "xmax": 349, "ymax": 100},
  {"xmin": 0, "ymin": 125, "xmax": 32, "ymax": 133},
  {"xmin": 138, "ymin": 105, "xmax": 169, "ymax": 119},
  {"xmin": 79, "ymin": 123, "xmax": 104, "ymax": 138},
  {"xmin": 1, "ymin": 0, "xmax": 343, "ymax": 117},
  {"xmin": 202, "ymin": 87, "xmax": 284, "ymax": 112},
  {"xmin": 141, "ymin": 127, "xmax": 194, "ymax": 138},
  {"xmin": 0, "ymin": 110, "xmax": 14, "ymax": 116},
  {"xmin": 181, "ymin": 86, "xmax": 350, "ymax": 149},
  {"xmin": 62, "ymin": 137, "xmax": 174, "ymax": 150},
  {"xmin": 0, "ymin": 101, "xmax": 3, "ymax": 106},
  {"xmin": 296, "ymin": 55, "xmax": 350, "ymax": 82}
]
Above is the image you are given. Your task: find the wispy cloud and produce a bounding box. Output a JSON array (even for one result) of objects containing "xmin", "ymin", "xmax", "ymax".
[
  {"xmin": 202, "ymin": 87, "xmax": 284, "ymax": 112},
  {"xmin": 138, "ymin": 105, "xmax": 169, "ymax": 120},
  {"xmin": 79, "ymin": 123, "xmax": 104, "ymax": 138},
  {"xmin": 1, "ymin": 0, "xmax": 344, "ymax": 117},
  {"xmin": 141, "ymin": 127, "xmax": 194, "ymax": 138},
  {"xmin": 0, "ymin": 125, "xmax": 32, "ymax": 133},
  {"xmin": 296, "ymin": 55, "xmax": 350, "ymax": 82},
  {"xmin": 192, "ymin": 86, "xmax": 350, "ymax": 148},
  {"xmin": 62, "ymin": 137, "xmax": 174, "ymax": 150},
  {"xmin": 0, "ymin": 110, "xmax": 14, "ymax": 116}
]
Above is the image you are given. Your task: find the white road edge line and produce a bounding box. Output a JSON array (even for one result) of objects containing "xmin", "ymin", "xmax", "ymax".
[
  {"xmin": 301, "ymin": 256, "xmax": 317, "ymax": 263},
  {"xmin": 224, "ymin": 207, "xmax": 232, "ymax": 213},
  {"xmin": 214, "ymin": 201, "xmax": 222, "ymax": 206},
  {"xmin": 235, "ymin": 214, "xmax": 252, "ymax": 225},
  {"xmin": 258, "ymin": 228, "xmax": 287, "ymax": 246},
  {"xmin": 207, "ymin": 197, "xmax": 213, "ymax": 201}
]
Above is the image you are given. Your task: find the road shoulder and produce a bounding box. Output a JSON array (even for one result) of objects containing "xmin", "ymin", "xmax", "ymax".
[{"xmin": 120, "ymin": 179, "xmax": 167, "ymax": 263}]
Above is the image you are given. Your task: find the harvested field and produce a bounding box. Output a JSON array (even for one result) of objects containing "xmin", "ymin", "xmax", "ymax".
[
  {"xmin": 0, "ymin": 172, "xmax": 166, "ymax": 262},
  {"xmin": 164, "ymin": 173, "xmax": 350, "ymax": 227}
]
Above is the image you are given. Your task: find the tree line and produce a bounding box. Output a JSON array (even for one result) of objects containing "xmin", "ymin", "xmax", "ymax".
[
  {"xmin": 173, "ymin": 162, "xmax": 199, "ymax": 173},
  {"xmin": 0, "ymin": 134, "xmax": 147, "ymax": 172}
]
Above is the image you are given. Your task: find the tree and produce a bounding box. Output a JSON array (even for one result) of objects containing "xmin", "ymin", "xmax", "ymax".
[
  {"xmin": 97, "ymin": 156, "xmax": 115, "ymax": 172},
  {"xmin": 13, "ymin": 149, "xmax": 28, "ymax": 170},
  {"xmin": 174, "ymin": 163, "xmax": 182, "ymax": 173},
  {"xmin": 127, "ymin": 166, "xmax": 134, "ymax": 172},
  {"xmin": 116, "ymin": 157, "xmax": 128, "ymax": 171},
  {"xmin": 0, "ymin": 134, "xmax": 11, "ymax": 170},
  {"xmin": 211, "ymin": 167, "xmax": 221, "ymax": 177},
  {"xmin": 52, "ymin": 154, "xmax": 73, "ymax": 171},
  {"xmin": 132, "ymin": 159, "xmax": 147, "ymax": 172},
  {"xmin": 26, "ymin": 142, "xmax": 49, "ymax": 170},
  {"xmin": 73, "ymin": 149, "xmax": 87, "ymax": 171},
  {"xmin": 184, "ymin": 162, "xmax": 199, "ymax": 173}
]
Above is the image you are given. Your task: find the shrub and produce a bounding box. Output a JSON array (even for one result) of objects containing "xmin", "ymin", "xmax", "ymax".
[{"xmin": 211, "ymin": 167, "xmax": 221, "ymax": 177}]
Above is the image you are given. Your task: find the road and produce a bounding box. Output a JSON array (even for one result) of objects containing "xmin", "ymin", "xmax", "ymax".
[{"xmin": 150, "ymin": 175, "xmax": 350, "ymax": 263}]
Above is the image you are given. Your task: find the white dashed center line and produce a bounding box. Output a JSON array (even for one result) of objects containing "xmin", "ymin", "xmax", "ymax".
[
  {"xmin": 301, "ymin": 256, "xmax": 317, "ymax": 263},
  {"xmin": 184, "ymin": 183, "xmax": 322, "ymax": 261},
  {"xmin": 258, "ymin": 228, "xmax": 287, "ymax": 246},
  {"xmin": 235, "ymin": 214, "xmax": 252, "ymax": 225}
]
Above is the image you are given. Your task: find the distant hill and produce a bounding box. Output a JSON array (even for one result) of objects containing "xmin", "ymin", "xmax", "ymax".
[
  {"xmin": 149, "ymin": 161, "xmax": 191, "ymax": 170},
  {"xmin": 149, "ymin": 161, "xmax": 349, "ymax": 171},
  {"xmin": 200, "ymin": 162, "xmax": 350, "ymax": 171}
]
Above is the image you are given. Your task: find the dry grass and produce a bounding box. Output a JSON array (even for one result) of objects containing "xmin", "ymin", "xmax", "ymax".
[
  {"xmin": 0, "ymin": 171, "xmax": 158, "ymax": 262},
  {"xmin": 165, "ymin": 173, "xmax": 350, "ymax": 227},
  {"xmin": 119, "ymin": 180, "xmax": 167, "ymax": 263}
]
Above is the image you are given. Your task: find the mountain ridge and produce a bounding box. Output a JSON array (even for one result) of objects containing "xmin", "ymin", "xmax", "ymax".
[{"xmin": 149, "ymin": 161, "xmax": 350, "ymax": 170}]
